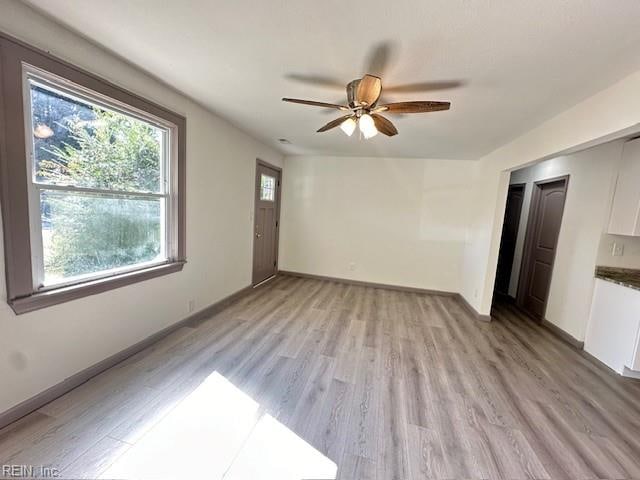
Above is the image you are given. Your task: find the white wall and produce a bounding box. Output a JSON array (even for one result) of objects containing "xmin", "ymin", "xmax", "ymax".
[
  {"xmin": 0, "ymin": 2, "xmax": 283, "ymax": 414},
  {"xmin": 279, "ymin": 156, "xmax": 473, "ymax": 293},
  {"xmin": 460, "ymin": 68, "xmax": 640, "ymax": 319},
  {"xmin": 506, "ymin": 141, "xmax": 623, "ymax": 340}
]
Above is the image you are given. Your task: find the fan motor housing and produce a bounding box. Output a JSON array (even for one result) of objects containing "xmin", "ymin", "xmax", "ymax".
[{"xmin": 346, "ymin": 79, "xmax": 361, "ymax": 108}]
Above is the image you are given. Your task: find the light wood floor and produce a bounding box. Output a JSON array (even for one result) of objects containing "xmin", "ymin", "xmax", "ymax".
[{"xmin": 2, "ymin": 274, "xmax": 640, "ymax": 479}]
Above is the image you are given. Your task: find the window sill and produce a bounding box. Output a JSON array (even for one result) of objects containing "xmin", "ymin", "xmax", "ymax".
[{"xmin": 9, "ymin": 261, "xmax": 185, "ymax": 315}]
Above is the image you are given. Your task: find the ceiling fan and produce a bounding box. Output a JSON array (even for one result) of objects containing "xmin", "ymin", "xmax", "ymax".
[{"xmin": 282, "ymin": 74, "xmax": 450, "ymax": 139}]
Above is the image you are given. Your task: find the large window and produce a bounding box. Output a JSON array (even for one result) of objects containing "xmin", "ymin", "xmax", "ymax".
[
  {"xmin": 26, "ymin": 69, "xmax": 173, "ymax": 288},
  {"xmin": 0, "ymin": 35, "xmax": 186, "ymax": 314}
]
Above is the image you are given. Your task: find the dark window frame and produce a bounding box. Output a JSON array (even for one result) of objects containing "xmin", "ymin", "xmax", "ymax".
[{"xmin": 0, "ymin": 33, "xmax": 187, "ymax": 314}]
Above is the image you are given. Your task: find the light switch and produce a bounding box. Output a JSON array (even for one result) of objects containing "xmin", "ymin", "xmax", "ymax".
[{"xmin": 612, "ymin": 242, "xmax": 625, "ymax": 257}]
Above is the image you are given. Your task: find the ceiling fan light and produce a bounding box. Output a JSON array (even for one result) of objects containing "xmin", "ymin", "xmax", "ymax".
[
  {"xmin": 358, "ymin": 114, "xmax": 378, "ymax": 139},
  {"xmin": 339, "ymin": 117, "xmax": 357, "ymax": 136}
]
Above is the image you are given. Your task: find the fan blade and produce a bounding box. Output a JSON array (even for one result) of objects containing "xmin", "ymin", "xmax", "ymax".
[
  {"xmin": 282, "ymin": 98, "xmax": 349, "ymax": 110},
  {"xmin": 356, "ymin": 75, "xmax": 382, "ymax": 106},
  {"xmin": 376, "ymin": 101, "xmax": 450, "ymax": 114},
  {"xmin": 317, "ymin": 115, "xmax": 354, "ymax": 133},
  {"xmin": 364, "ymin": 41, "xmax": 395, "ymax": 77},
  {"xmin": 285, "ymin": 73, "xmax": 345, "ymax": 89},
  {"xmin": 371, "ymin": 114, "xmax": 398, "ymax": 136},
  {"xmin": 385, "ymin": 81, "xmax": 463, "ymax": 93},
  {"xmin": 320, "ymin": 99, "xmax": 350, "ymax": 115}
]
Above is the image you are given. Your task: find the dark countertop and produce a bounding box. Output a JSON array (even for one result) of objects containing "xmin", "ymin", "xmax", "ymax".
[{"xmin": 595, "ymin": 266, "xmax": 640, "ymax": 291}]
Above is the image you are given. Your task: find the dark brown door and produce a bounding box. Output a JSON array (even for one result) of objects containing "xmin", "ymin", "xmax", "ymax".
[
  {"xmin": 494, "ymin": 184, "xmax": 525, "ymax": 295},
  {"xmin": 517, "ymin": 176, "xmax": 568, "ymax": 319},
  {"xmin": 252, "ymin": 160, "xmax": 281, "ymax": 285}
]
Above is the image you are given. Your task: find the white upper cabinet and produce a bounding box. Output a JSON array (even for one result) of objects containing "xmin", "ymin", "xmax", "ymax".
[{"xmin": 609, "ymin": 137, "xmax": 640, "ymax": 236}]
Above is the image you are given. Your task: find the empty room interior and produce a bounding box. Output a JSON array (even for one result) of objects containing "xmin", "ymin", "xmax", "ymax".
[{"xmin": 2, "ymin": 1, "xmax": 640, "ymax": 479}]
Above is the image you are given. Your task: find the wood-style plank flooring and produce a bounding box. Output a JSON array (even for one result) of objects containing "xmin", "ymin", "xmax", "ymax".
[{"xmin": 1, "ymin": 274, "xmax": 640, "ymax": 479}]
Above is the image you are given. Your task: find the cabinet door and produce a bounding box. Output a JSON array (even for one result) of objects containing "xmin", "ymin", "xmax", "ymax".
[
  {"xmin": 632, "ymin": 320, "xmax": 640, "ymax": 371},
  {"xmin": 608, "ymin": 137, "xmax": 640, "ymax": 236},
  {"xmin": 585, "ymin": 279, "xmax": 640, "ymax": 374}
]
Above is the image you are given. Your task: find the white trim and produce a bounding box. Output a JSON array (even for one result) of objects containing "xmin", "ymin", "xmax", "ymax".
[
  {"xmin": 32, "ymin": 183, "xmax": 167, "ymax": 198},
  {"xmin": 22, "ymin": 66, "xmax": 45, "ymax": 289},
  {"xmin": 253, "ymin": 275, "xmax": 276, "ymax": 288},
  {"xmin": 164, "ymin": 123, "xmax": 178, "ymax": 261},
  {"xmin": 38, "ymin": 258, "xmax": 171, "ymax": 291},
  {"xmin": 24, "ymin": 63, "xmax": 175, "ymax": 132}
]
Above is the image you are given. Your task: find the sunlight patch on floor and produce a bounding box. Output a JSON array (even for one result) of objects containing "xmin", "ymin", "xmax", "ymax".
[
  {"xmin": 100, "ymin": 371, "xmax": 336, "ymax": 480},
  {"xmin": 224, "ymin": 414, "xmax": 337, "ymax": 480}
]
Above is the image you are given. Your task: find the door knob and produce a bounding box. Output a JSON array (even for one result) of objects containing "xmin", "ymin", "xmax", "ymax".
[{"xmin": 256, "ymin": 232, "xmax": 262, "ymax": 238}]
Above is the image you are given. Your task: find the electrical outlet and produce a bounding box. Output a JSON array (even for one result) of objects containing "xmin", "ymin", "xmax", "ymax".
[
  {"xmin": 348, "ymin": 262, "xmax": 356, "ymax": 271},
  {"xmin": 612, "ymin": 242, "xmax": 624, "ymax": 257},
  {"xmin": 188, "ymin": 299, "xmax": 195, "ymax": 313}
]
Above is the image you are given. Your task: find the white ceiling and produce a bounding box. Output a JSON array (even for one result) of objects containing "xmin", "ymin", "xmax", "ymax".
[{"xmin": 22, "ymin": 0, "xmax": 640, "ymax": 159}]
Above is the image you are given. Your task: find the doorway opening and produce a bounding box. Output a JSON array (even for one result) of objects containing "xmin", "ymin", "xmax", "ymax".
[
  {"xmin": 252, "ymin": 159, "xmax": 282, "ymax": 286},
  {"xmin": 494, "ymin": 183, "xmax": 525, "ymax": 298},
  {"xmin": 493, "ymin": 167, "xmax": 569, "ymax": 322}
]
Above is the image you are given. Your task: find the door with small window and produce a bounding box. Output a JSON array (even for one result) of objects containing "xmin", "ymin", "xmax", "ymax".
[{"xmin": 252, "ymin": 161, "xmax": 281, "ymax": 285}]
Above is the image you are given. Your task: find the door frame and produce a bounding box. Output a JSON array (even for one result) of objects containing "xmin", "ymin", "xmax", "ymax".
[
  {"xmin": 252, "ymin": 158, "xmax": 282, "ymax": 286},
  {"xmin": 494, "ymin": 182, "xmax": 526, "ymax": 296},
  {"xmin": 516, "ymin": 174, "xmax": 569, "ymax": 319}
]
